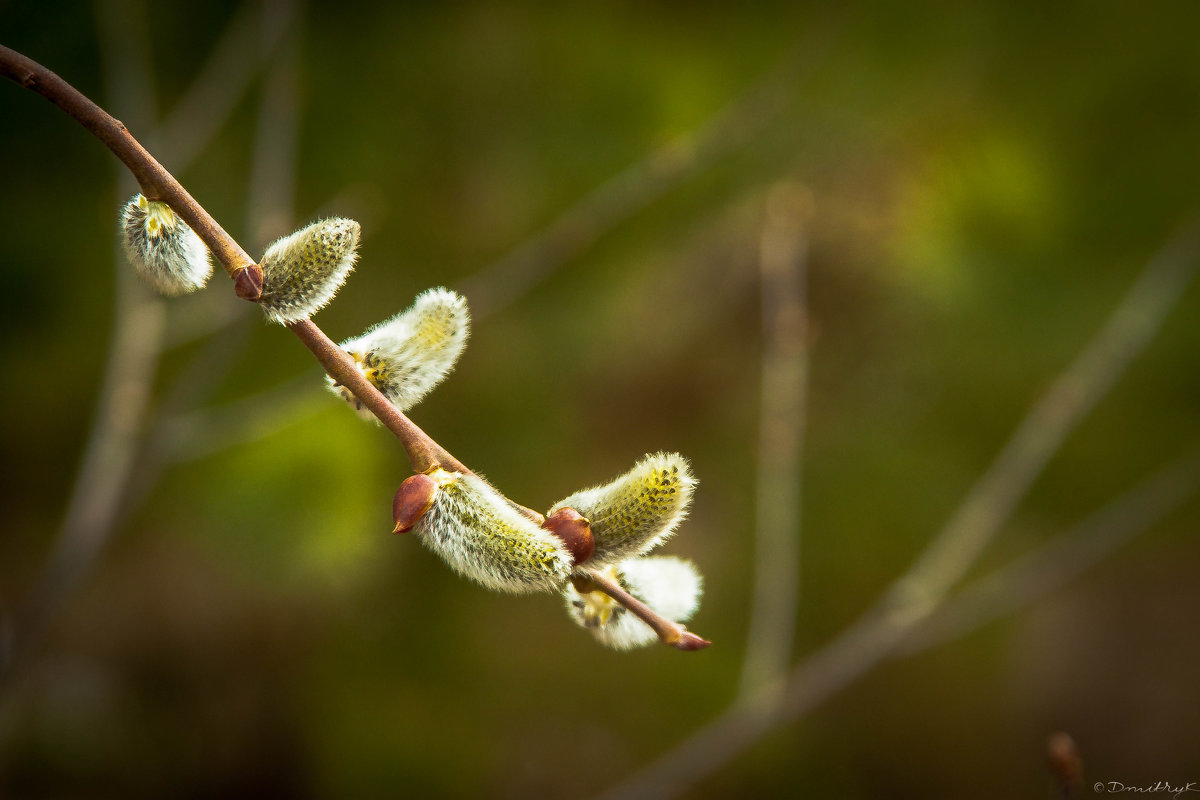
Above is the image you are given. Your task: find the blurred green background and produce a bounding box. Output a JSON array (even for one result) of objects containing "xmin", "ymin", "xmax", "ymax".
[{"xmin": 2, "ymin": 1, "xmax": 1199, "ymax": 798}]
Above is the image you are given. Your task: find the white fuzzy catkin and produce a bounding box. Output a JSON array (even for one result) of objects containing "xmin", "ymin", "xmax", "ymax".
[
  {"xmin": 257, "ymin": 217, "xmax": 360, "ymax": 323},
  {"xmin": 121, "ymin": 194, "xmax": 212, "ymax": 296},
  {"xmin": 415, "ymin": 469, "xmax": 573, "ymax": 594},
  {"xmin": 329, "ymin": 288, "xmax": 470, "ymax": 418},
  {"xmin": 548, "ymin": 452, "xmax": 695, "ymax": 567},
  {"xmin": 565, "ymin": 557, "xmax": 703, "ymax": 649}
]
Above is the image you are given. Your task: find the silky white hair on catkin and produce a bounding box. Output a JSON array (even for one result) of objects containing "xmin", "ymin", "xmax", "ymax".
[
  {"xmin": 121, "ymin": 194, "xmax": 211, "ymax": 296},
  {"xmin": 257, "ymin": 217, "xmax": 359, "ymax": 323},
  {"xmin": 549, "ymin": 452, "xmax": 695, "ymax": 567},
  {"xmin": 330, "ymin": 288, "xmax": 470, "ymax": 418},
  {"xmin": 415, "ymin": 469, "xmax": 572, "ymax": 594}
]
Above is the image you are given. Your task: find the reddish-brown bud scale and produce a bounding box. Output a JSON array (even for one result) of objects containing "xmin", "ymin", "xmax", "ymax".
[
  {"xmin": 541, "ymin": 507, "xmax": 595, "ymax": 565},
  {"xmin": 671, "ymin": 631, "xmax": 712, "ymax": 651},
  {"xmin": 234, "ymin": 263, "xmax": 264, "ymax": 301},
  {"xmin": 393, "ymin": 473, "xmax": 437, "ymax": 533}
]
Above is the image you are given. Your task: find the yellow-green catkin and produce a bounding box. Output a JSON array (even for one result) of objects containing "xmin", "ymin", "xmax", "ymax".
[
  {"xmin": 565, "ymin": 556, "xmax": 703, "ymax": 649},
  {"xmin": 548, "ymin": 452, "xmax": 695, "ymax": 567},
  {"xmin": 329, "ymin": 288, "xmax": 470, "ymax": 419},
  {"xmin": 257, "ymin": 218, "xmax": 360, "ymax": 323},
  {"xmin": 415, "ymin": 469, "xmax": 572, "ymax": 594},
  {"xmin": 120, "ymin": 194, "xmax": 212, "ymax": 296}
]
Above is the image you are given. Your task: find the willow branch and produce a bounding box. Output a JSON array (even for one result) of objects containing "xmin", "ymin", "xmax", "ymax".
[
  {"xmin": 287, "ymin": 319, "xmax": 468, "ymax": 474},
  {"xmin": 575, "ymin": 569, "xmax": 711, "ymax": 652},
  {"xmin": 0, "ymin": 44, "xmax": 467, "ymax": 478},
  {"xmin": 0, "ymin": 44, "xmax": 256, "ymax": 282},
  {"xmin": 1, "ymin": 42, "xmax": 701, "ymax": 652}
]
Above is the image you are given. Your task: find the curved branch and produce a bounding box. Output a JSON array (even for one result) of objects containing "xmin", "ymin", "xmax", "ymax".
[
  {"xmin": 0, "ymin": 44, "xmax": 256, "ymax": 281},
  {"xmin": 0, "ymin": 42, "xmax": 706, "ymax": 664},
  {"xmin": 0, "ymin": 44, "xmax": 465, "ymax": 478},
  {"xmin": 574, "ymin": 569, "xmax": 711, "ymax": 652}
]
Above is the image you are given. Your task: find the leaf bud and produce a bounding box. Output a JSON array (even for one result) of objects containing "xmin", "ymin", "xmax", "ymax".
[
  {"xmin": 541, "ymin": 507, "xmax": 595, "ymax": 566},
  {"xmin": 393, "ymin": 472, "xmax": 438, "ymax": 533}
]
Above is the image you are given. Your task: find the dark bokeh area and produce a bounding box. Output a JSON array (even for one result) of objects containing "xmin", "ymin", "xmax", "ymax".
[{"xmin": 2, "ymin": 2, "xmax": 1199, "ymax": 798}]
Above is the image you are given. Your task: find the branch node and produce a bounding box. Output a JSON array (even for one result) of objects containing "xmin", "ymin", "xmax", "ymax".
[{"xmin": 233, "ymin": 263, "xmax": 264, "ymax": 301}]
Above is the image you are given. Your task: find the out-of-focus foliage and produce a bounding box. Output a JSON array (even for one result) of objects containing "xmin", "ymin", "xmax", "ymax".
[{"xmin": 1, "ymin": 1, "xmax": 1198, "ymax": 798}]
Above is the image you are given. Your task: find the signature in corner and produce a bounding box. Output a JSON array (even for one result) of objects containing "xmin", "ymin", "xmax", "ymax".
[{"xmin": 1097, "ymin": 781, "xmax": 1200, "ymax": 799}]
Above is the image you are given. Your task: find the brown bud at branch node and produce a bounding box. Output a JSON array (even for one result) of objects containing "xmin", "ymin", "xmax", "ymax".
[
  {"xmin": 234, "ymin": 263, "xmax": 264, "ymax": 301},
  {"xmin": 393, "ymin": 473, "xmax": 437, "ymax": 533},
  {"xmin": 542, "ymin": 507, "xmax": 595, "ymax": 565}
]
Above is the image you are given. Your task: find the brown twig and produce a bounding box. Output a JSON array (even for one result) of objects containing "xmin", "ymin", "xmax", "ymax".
[
  {"xmin": 287, "ymin": 319, "xmax": 468, "ymax": 474},
  {"xmin": 0, "ymin": 41, "xmax": 700, "ymax": 654},
  {"xmin": 575, "ymin": 570, "xmax": 711, "ymax": 651},
  {"xmin": 0, "ymin": 43, "xmax": 466, "ymax": 478},
  {"xmin": 0, "ymin": 44, "xmax": 257, "ymax": 284},
  {"xmin": 1047, "ymin": 731, "xmax": 1084, "ymax": 800}
]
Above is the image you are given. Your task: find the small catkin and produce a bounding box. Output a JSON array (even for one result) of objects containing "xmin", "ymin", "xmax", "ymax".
[
  {"xmin": 121, "ymin": 194, "xmax": 212, "ymax": 296},
  {"xmin": 415, "ymin": 469, "xmax": 573, "ymax": 594},
  {"xmin": 565, "ymin": 557, "xmax": 703, "ymax": 649},
  {"xmin": 548, "ymin": 452, "xmax": 695, "ymax": 567},
  {"xmin": 257, "ymin": 217, "xmax": 360, "ymax": 323},
  {"xmin": 329, "ymin": 288, "xmax": 470, "ymax": 418}
]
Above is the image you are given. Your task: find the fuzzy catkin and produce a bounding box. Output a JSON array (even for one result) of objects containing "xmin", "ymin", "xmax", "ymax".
[
  {"xmin": 415, "ymin": 469, "xmax": 572, "ymax": 594},
  {"xmin": 565, "ymin": 557, "xmax": 703, "ymax": 649},
  {"xmin": 330, "ymin": 288, "xmax": 470, "ymax": 418},
  {"xmin": 121, "ymin": 194, "xmax": 212, "ymax": 296},
  {"xmin": 549, "ymin": 452, "xmax": 695, "ymax": 567},
  {"xmin": 257, "ymin": 218, "xmax": 360, "ymax": 323}
]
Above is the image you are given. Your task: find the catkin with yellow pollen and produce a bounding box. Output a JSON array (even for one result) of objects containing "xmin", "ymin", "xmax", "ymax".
[
  {"xmin": 329, "ymin": 288, "xmax": 470, "ymax": 418},
  {"xmin": 257, "ymin": 217, "xmax": 360, "ymax": 323},
  {"xmin": 548, "ymin": 452, "xmax": 696, "ymax": 567}
]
